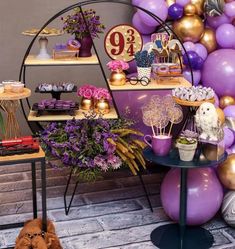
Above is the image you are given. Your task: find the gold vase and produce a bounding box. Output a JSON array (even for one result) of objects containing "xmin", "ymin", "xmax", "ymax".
[
  {"xmin": 109, "ymin": 70, "xmax": 126, "ymax": 86},
  {"xmin": 80, "ymin": 97, "xmax": 94, "ymax": 110},
  {"xmin": 94, "ymin": 98, "xmax": 110, "ymax": 114}
]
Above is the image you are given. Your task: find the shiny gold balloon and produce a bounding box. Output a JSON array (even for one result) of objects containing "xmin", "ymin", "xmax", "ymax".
[
  {"xmin": 220, "ymin": 96, "xmax": 235, "ymax": 109},
  {"xmin": 166, "ymin": 0, "xmax": 176, "ymax": 7},
  {"xmin": 216, "ymin": 108, "xmax": 225, "ymax": 125},
  {"xmin": 184, "ymin": 4, "xmax": 197, "ymax": 15},
  {"xmin": 199, "ymin": 28, "xmax": 217, "ymax": 53},
  {"xmin": 218, "ymin": 154, "xmax": 235, "ymax": 190},
  {"xmin": 173, "ymin": 15, "xmax": 204, "ymax": 42},
  {"xmin": 203, "ymin": 143, "xmax": 224, "ymax": 161},
  {"xmin": 191, "ymin": 0, "xmax": 205, "ymax": 15}
]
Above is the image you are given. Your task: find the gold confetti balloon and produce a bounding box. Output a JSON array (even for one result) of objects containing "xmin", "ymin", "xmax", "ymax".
[{"xmin": 199, "ymin": 28, "xmax": 217, "ymax": 53}]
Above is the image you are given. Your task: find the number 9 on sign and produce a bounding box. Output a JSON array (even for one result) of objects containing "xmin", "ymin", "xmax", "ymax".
[{"xmin": 104, "ymin": 24, "xmax": 143, "ymax": 62}]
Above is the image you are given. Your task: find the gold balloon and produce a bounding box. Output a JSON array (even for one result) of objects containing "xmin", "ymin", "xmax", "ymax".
[
  {"xmin": 199, "ymin": 28, "xmax": 217, "ymax": 53},
  {"xmin": 220, "ymin": 96, "xmax": 235, "ymax": 109},
  {"xmin": 216, "ymin": 108, "xmax": 225, "ymax": 125},
  {"xmin": 202, "ymin": 143, "xmax": 224, "ymax": 161},
  {"xmin": 184, "ymin": 4, "xmax": 197, "ymax": 16},
  {"xmin": 166, "ymin": 0, "xmax": 176, "ymax": 7},
  {"xmin": 173, "ymin": 15, "xmax": 204, "ymax": 42},
  {"xmin": 218, "ymin": 154, "xmax": 235, "ymax": 190},
  {"xmin": 191, "ymin": 0, "xmax": 205, "ymax": 15}
]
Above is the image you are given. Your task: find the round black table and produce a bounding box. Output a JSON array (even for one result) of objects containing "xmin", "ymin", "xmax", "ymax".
[{"xmin": 143, "ymin": 147, "xmax": 227, "ymax": 249}]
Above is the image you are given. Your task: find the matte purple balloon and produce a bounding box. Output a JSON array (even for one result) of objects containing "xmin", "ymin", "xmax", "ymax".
[
  {"xmin": 132, "ymin": 12, "xmax": 156, "ymax": 35},
  {"xmin": 223, "ymin": 105, "xmax": 235, "ymax": 118},
  {"xmin": 224, "ymin": 2, "xmax": 235, "ymax": 17},
  {"xmin": 207, "ymin": 14, "xmax": 231, "ymax": 29},
  {"xmin": 202, "ymin": 49, "xmax": 235, "ymax": 97},
  {"xmin": 176, "ymin": 0, "xmax": 190, "ymax": 6},
  {"xmin": 216, "ymin": 24, "xmax": 235, "ymax": 48},
  {"xmin": 168, "ymin": 3, "xmax": 184, "ymax": 20},
  {"xmin": 194, "ymin": 56, "xmax": 204, "ymax": 70},
  {"xmin": 194, "ymin": 43, "xmax": 208, "ymax": 61},
  {"xmin": 223, "ymin": 127, "xmax": 235, "ymax": 149},
  {"xmin": 132, "ymin": 0, "xmax": 142, "ymax": 6},
  {"xmin": 161, "ymin": 168, "xmax": 223, "ymax": 225},
  {"xmin": 138, "ymin": 0, "xmax": 168, "ymax": 27},
  {"xmin": 182, "ymin": 42, "xmax": 195, "ymax": 55},
  {"xmin": 183, "ymin": 68, "xmax": 201, "ymax": 86},
  {"xmin": 183, "ymin": 51, "xmax": 199, "ymax": 68}
]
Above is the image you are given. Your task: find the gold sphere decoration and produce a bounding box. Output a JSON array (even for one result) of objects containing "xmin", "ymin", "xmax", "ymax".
[
  {"xmin": 220, "ymin": 96, "xmax": 235, "ymax": 109},
  {"xmin": 218, "ymin": 154, "xmax": 235, "ymax": 190},
  {"xmin": 199, "ymin": 28, "xmax": 217, "ymax": 53},
  {"xmin": 166, "ymin": 0, "xmax": 176, "ymax": 7},
  {"xmin": 184, "ymin": 4, "xmax": 197, "ymax": 16},
  {"xmin": 173, "ymin": 15, "xmax": 204, "ymax": 42},
  {"xmin": 191, "ymin": 0, "xmax": 205, "ymax": 15},
  {"xmin": 202, "ymin": 143, "xmax": 224, "ymax": 161},
  {"xmin": 216, "ymin": 108, "xmax": 225, "ymax": 125}
]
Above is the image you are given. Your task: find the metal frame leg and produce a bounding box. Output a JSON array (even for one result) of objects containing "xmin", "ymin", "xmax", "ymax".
[
  {"xmin": 31, "ymin": 162, "xmax": 37, "ymax": 219},
  {"xmin": 41, "ymin": 158, "xmax": 47, "ymax": 232}
]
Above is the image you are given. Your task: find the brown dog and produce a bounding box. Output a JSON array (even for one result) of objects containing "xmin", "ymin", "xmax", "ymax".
[{"xmin": 15, "ymin": 219, "xmax": 62, "ymax": 249}]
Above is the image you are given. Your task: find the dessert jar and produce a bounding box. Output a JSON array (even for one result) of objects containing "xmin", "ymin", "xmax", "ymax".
[
  {"xmin": 2, "ymin": 80, "xmax": 15, "ymax": 93},
  {"xmin": 11, "ymin": 83, "xmax": 25, "ymax": 93},
  {"xmin": 0, "ymin": 84, "xmax": 4, "ymax": 94}
]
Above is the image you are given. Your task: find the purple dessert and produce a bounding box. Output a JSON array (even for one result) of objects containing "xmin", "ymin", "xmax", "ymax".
[
  {"xmin": 38, "ymin": 104, "xmax": 45, "ymax": 110},
  {"xmin": 55, "ymin": 103, "xmax": 63, "ymax": 109},
  {"xmin": 62, "ymin": 104, "xmax": 71, "ymax": 109},
  {"xmin": 48, "ymin": 103, "xmax": 55, "ymax": 109}
]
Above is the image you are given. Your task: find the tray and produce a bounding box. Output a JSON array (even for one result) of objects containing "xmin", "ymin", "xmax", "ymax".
[
  {"xmin": 32, "ymin": 102, "xmax": 79, "ymax": 117},
  {"xmin": 173, "ymin": 96, "xmax": 215, "ymax": 107}
]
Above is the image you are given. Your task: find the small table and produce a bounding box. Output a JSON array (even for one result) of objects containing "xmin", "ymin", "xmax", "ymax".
[
  {"xmin": 0, "ymin": 88, "xmax": 31, "ymax": 139},
  {"xmin": 0, "ymin": 147, "xmax": 47, "ymax": 235},
  {"xmin": 143, "ymin": 147, "xmax": 227, "ymax": 249}
]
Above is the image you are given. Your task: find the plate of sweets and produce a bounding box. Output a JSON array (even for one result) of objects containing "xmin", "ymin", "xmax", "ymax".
[{"xmin": 152, "ymin": 63, "xmax": 182, "ymax": 78}]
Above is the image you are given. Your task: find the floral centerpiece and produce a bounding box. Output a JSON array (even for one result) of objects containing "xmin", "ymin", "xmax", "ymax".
[
  {"xmin": 107, "ymin": 60, "xmax": 129, "ymax": 86},
  {"xmin": 41, "ymin": 118, "xmax": 146, "ymax": 181},
  {"xmin": 62, "ymin": 8, "xmax": 105, "ymax": 57},
  {"xmin": 77, "ymin": 84, "xmax": 96, "ymax": 110},
  {"xmin": 93, "ymin": 87, "xmax": 112, "ymax": 114}
]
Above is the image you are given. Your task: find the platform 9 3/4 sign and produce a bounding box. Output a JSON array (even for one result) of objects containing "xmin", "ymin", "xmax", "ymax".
[{"xmin": 104, "ymin": 24, "xmax": 143, "ymax": 62}]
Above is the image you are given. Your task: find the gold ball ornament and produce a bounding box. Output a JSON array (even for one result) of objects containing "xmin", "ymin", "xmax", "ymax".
[
  {"xmin": 199, "ymin": 28, "xmax": 217, "ymax": 53},
  {"xmin": 216, "ymin": 107, "xmax": 225, "ymax": 125},
  {"xmin": 184, "ymin": 4, "xmax": 197, "ymax": 15},
  {"xmin": 166, "ymin": 0, "xmax": 176, "ymax": 7},
  {"xmin": 191, "ymin": 0, "xmax": 205, "ymax": 15},
  {"xmin": 218, "ymin": 154, "xmax": 235, "ymax": 190},
  {"xmin": 220, "ymin": 96, "xmax": 235, "ymax": 109},
  {"xmin": 173, "ymin": 14, "xmax": 204, "ymax": 42}
]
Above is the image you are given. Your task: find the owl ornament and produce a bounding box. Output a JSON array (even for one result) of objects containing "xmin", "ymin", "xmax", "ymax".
[{"xmin": 195, "ymin": 102, "xmax": 224, "ymax": 142}]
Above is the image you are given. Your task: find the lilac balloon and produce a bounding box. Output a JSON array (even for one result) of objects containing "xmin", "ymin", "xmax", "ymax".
[
  {"xmin": 202, "ymin": 49, "xmax": 235, "ymax": 97},
  {"xmin": 216, "ymin": 24, "xmax": 235, "ymax": 48},
  {"xmin": 207, "ymin": 14, "xmax": 231, "ymax": 29},
  {"xmin": 161, "ymin": 168, "xmax": 223, "ymax": 225},
  {"xmin": 194, "ymin": 43, "xmax": 208, "ymax": 61},
  {"xmin": 132, "ymin": 0, "xmax": 142, "ymax": 6},
  {"xmin": 224, "ymin": 2, "xmax": 235, "ymax": 17},
  {"xmin": 132, "ymin": 12, "xmax": 156, "ymax": 35},
  {"xmin": 168, "ymin": 4, "xmax": 184, "ymax": 20},
  {"xmin": 138, "ymin": 0, "xmax": 168, "ymax": 27},
  {"xmin": 183, "ymin": 68, "xmax": 201, "ymax": 86},
  {"xmin": 223, "ymin": 127, "xmax": 235, "ymax": 149},
  {"xmin": 182, "ymin": 41, "xmax": 195, "ymax": 54},
  {"xmin": 223, "ymin": 105, "xmax": 235, "ymax": 118},
  {"xmin": 176, "ymin": 0, "xmax": 190, "ymax": 6}
]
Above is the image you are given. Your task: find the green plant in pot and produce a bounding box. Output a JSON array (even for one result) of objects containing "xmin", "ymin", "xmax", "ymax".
[
  {"xmin": 176, "ymin": 130, "xmax": 198, "ymax": 161},
  {"xmin": 62, "ymin": 8, "xmax": 105, "ymax": 57}
]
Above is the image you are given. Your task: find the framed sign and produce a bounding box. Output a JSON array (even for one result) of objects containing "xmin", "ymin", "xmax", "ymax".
[{"xmin": 104, "ymin": 24, "xmax": 143, "ymax": 62}]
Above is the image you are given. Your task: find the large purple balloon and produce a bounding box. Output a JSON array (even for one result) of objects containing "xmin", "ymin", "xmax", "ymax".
[
  {"xmin": 207, "ymin": 14, "xmax": 231, "ymax": 29},
  {"xmin": 223, "ymin": 105, "xmax": 235, "ymax": 118},
  {"xmin": 161, "ymin": 168, "xmax": 223, "ymax": 225},
  {"xmin": 138, "ymin": 0, "xmax": 168, "ymax": 27},
  {"xmin": 194, "ymin": 43, "xmax": 208, "ymax": 61},
  {"xmin": 132, "ymin": 12, "xmax": 156, "ymax": 35},
  {"xmin": 168, "ymin": 4, "xmax": 184, "ymax": 20},
  {"xmin": 132, "ymin": 0, "xmax": 142, "ymax": 6},
  {"xmin": 224, "ymin": 2, "xmax": 235, "ymax": 18},
  {"xmin": 216, "ymin": 24, "xmax": 235, "ymax": 49},
  {"xmin": 183, "ymin": 68, "xmax": 201, "ymax": 86},
  {"xmin": 202, "ymin": 49, "xmax": 235, "ymax": 97},
  {"xmin": 223, "ymin": 127, "xmax": 235, "ymax": 149}
]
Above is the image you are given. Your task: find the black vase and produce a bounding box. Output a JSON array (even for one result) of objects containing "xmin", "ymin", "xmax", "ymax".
[{"xmin": 78, "ymin": 36, "xmax": 93, "ymax": 57}]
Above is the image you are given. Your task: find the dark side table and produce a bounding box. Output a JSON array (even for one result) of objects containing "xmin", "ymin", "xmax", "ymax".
[{"xmin": 143, "ymin": 147, "xmax": 227, "ymax": 249}]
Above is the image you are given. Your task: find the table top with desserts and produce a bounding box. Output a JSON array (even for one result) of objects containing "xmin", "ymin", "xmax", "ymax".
[{"xmin": 0, "ymin": 88, "xmax": 31, "ymax": 101}]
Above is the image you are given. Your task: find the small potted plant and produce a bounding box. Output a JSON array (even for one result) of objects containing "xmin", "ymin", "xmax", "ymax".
[
  {"xmin": 134, "ymin": 50, "xmax": 155, "ymax": 80},
  {"xmin": 107, "ymin": 60, "xmax": 129, "ymax": 86},
  {"xmin": 77, "ymin": 84, "xmax": 97, "ymax": 110},
  {"xmin": 62, "ymin": 8, "xmax": 105, "ymax": 57},
  {"xmin": 176, "ymin": 130, "xmax": 198, "ymax": 161},
  {"xmin": 93, "ymin": 87, "xmax": 112, "ymax": 114}
]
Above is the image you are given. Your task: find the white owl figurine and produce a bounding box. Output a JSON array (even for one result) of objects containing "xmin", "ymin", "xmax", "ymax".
[{"xmin": 195, "ymin": 102, "xmax": 223, "ymax": 142}]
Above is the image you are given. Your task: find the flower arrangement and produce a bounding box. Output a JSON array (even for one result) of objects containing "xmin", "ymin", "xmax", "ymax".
[
  {"xmin": 41, "ymin": 118, "xmax": 146, "ymax": 181},
  {"xmin": 135, "ymin": 50, "xmax": 155, "ymax": 68},
  {"xmin": 94, "ymin": 87, "xmax": 112, "ymax": 100},
  {"xmin": 77, "ymin": 84, "xmax": 96, "ymax": 99},
  {"xmin": 107, "ymin": 60, "xmax": 129, "ymax": 71},
  {"xmin": 62, "ymin": 8, "xmax": 105, "ymax": 39}
]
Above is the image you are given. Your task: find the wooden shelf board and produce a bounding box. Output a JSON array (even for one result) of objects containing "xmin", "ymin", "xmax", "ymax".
[
  {"xmin": 109, "ymin": 77, "xmax": 191, "ymax": 91},
  {"xmin": 28, "ymin": 107, "xmax": 118, "ymax": 121},
  {"xmin": 24, "ymin": 55, "xmax": 99, "ymax": 66}
]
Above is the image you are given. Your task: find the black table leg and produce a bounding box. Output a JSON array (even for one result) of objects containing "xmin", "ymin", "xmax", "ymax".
[
  {"xmin": 41, "ymin": 158, "xmax": 47, "ymax": 232},
  {"xmin": 31, "ymin": 162, "xmax": 37, "ymax": 219}
]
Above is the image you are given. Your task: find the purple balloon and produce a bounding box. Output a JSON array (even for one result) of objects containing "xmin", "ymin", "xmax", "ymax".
[
  {"xmin": 176, "ymin": 0, "xmax": 190, "ymax": 6},
  {"xmin": 207, "ymin": 14, "xmax": 231, "ymax": 29},
  {"xmin": 223, "ymin": 127, "xmax": 235, "ymax": 149},
  {"xmin": 227, "ymin": 144, "xmax": 235, "ymax": 155},
  {"xmin": 183, "ymin": 68, "xmax": 201, "ymax": 86},
  {"xmin": 194, "ymin": 56, "xmax": 204, "ymax": 70},
  {"xmin": 216, "ymin": 24, "xmax": 235, "ymax": 49},
  {"xmin": 202, "ymin": 49, "xmax": 235, "ymax": 97},
  {"xmin": 223, "ymin": 105, "xmax": 235, "ymax": 118},
  {"xmin": 161, "ymin": 168, "xmax": 223, "ymax": 225},
  {"xmin": 138, "ymin": 0, "xmax": 168, "ymax": 27},
  {"xmin": 214, "ymin": 93, "xmax": 219, "ymax": 107},
  {"xmin": 132, "ymin": 0, "xmax": 142, "ymax": 6},
  {"xmin": 168, "ymin": 3, "xmax": 184, "ymax": 20},
  {"xmin": 183, "ymin": 50, "xmax": 199, "ymax": 69},
  {"xmin": 182, "ymin": 42, "xmax": 195, "ymax": 54},
  {"xmin": 194, "ymin": 43, "xmax": 208, "ymax": 61},
  {"xmin": 224, "ymin": 2, "xmax": 235, "ymax": 17},
  {"xmin": 132, "ymin": 12, "xmax": 156, "ymax": 35}
]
